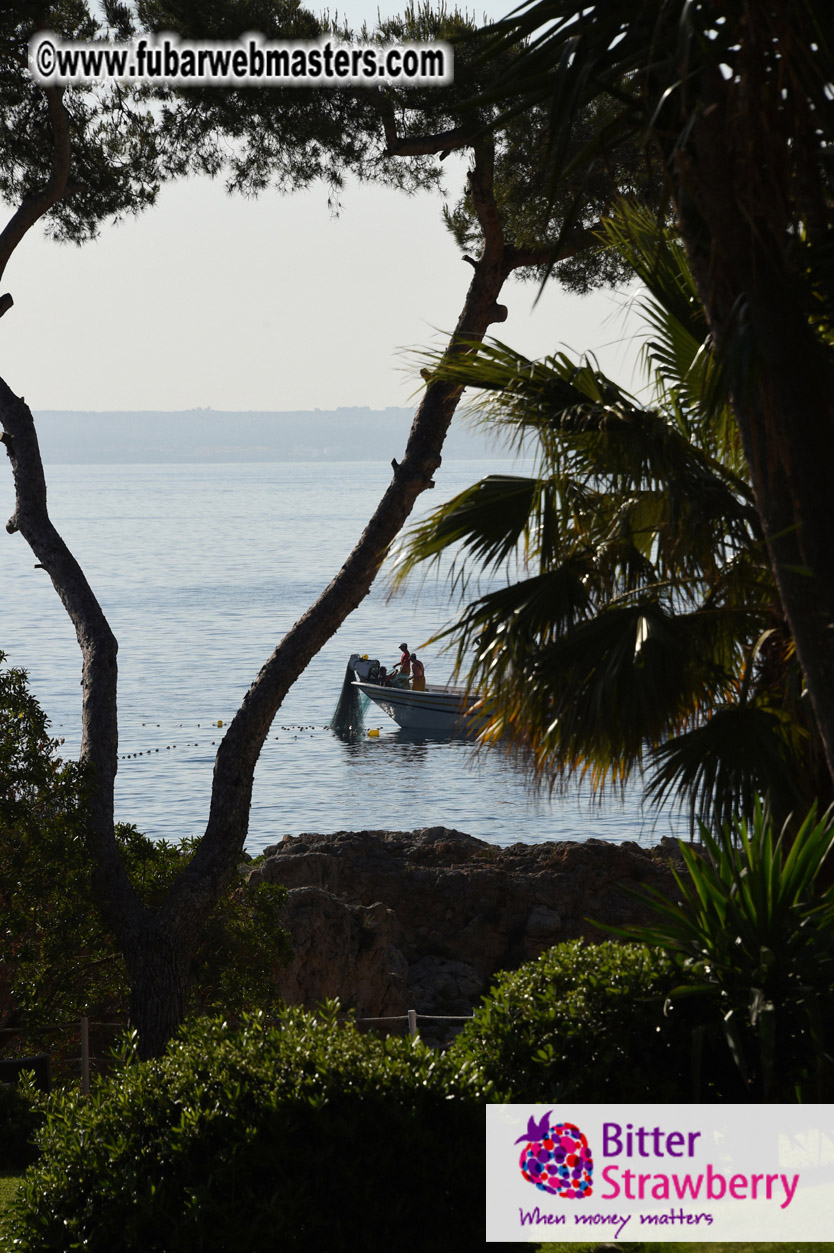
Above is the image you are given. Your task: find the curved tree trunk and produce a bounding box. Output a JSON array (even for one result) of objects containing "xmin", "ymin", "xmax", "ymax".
[{"xmin": 130, "ymin": 136, "xmax": 520, "ymax": 1058}]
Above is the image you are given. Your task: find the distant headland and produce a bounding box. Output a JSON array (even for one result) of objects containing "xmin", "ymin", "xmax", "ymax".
[{"xmin": 32, "ymin": 407, "xmax": 502, "ymax": 464}]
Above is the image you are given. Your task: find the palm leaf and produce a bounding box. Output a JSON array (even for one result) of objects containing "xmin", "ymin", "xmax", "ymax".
[
  {"xmin": 391, "ymin": 474, "xmax": 544, "ymax": 595},
  {"xmin": 392, "ymin": 181, "xmax": 815, "ymax": 828},
  {"xmin": 646, "ymin": 704, "xmax": 809, "ymax": 835}
]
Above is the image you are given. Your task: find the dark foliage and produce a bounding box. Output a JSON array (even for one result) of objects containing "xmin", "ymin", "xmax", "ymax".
[
  {"xmin": 4, "ymin": 1005, "xmax": 491, "ymax": 1252},
  {"xmin": 0, "ymin": 1077, "xmax": 43, "ymax": 1170},
  {"xmin": 450, "ymin": 939, "xmax": 746, "ymax": 1102},
  {"xmin": 0, "ymin": 2, "xmax": 163, "ymax": 242},
  {"xmin": 0, "ymin": 654, "xmax": 291, "ymax": 1058}
]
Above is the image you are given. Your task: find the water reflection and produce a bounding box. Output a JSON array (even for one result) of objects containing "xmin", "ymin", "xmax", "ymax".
[{"xmin": 334, "ymin": 720, "xmax": 531, "ymax": 795}]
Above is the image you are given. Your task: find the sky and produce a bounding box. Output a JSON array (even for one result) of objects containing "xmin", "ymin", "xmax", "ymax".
[{"xmin": 1, "ymin": 1, "xmax": 644, "ymax": 414}]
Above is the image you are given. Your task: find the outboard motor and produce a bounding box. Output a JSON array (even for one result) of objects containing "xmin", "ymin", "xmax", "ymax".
[{"xmin": 348, "ymin": 653, "xmax": 381, "ymax": 682}]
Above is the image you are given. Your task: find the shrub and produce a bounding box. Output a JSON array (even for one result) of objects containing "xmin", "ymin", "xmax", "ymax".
[
  {"xmin": 450, "ymin": 939, "xmax": 741, "ymax": 1102},
  {"xmin": 0, "ymin": 654, "xmax": 93, "ymax": 1044},
  {"xmin": 4, "ymin": 1004, "xmax": 492, "ymax": 1252}
]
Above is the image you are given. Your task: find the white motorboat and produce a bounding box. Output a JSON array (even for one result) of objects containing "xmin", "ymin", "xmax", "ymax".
[{"xmin": 346, "ymin": 653, "xmax": 481, "ymax": 733}]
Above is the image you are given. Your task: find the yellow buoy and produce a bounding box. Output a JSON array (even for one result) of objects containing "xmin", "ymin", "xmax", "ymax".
[
  {"xmin": 217, "ymin": 719, "xmax": 223, "ymax": 727},
  {"xmin": 368, "ymin": 728, "xmax": 380, "ymax": 737}
]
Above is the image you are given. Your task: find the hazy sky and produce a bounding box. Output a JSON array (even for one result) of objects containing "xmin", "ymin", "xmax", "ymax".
[{"xmin": 2, "ymin": 1, "xmax": 643, "ymax": 413}]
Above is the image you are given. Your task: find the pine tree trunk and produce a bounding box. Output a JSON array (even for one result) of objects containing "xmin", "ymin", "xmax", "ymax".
[{"xmin": 125, "ymin": 925, "xmax": 194, "ymax": 1060}]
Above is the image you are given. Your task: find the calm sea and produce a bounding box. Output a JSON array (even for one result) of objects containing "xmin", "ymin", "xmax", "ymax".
[{"xmin": 1, "ymin": 460, "xmax": 687, "ymax": 853}]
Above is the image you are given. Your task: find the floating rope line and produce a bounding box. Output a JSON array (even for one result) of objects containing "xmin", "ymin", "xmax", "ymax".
[
  {"xmin": 115, "ymin": 720, "xmax": 335, "ymax": 761},
  {"xmin": 53, "ymin": 717, "xmax": 386, "ymax": 762}
]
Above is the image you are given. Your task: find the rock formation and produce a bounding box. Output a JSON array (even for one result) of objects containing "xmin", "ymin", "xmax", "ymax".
[{"xmin": 248, "ymin": 827, "xmax": 687, "ymax": 1042}]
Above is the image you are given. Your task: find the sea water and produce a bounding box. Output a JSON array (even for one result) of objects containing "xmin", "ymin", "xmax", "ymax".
[{"xmin": 0, "ymin": 460, "xmax": 687, "ymax": 853}]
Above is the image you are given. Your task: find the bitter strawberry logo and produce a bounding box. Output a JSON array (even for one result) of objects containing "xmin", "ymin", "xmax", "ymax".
[{"xmin": 516, "ymin": 1112, "xmax": 594, "ymax": 1199}]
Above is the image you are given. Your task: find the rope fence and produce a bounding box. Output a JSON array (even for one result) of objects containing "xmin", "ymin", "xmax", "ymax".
[
  {"xmin": 354, "ymin": 1009, "xmax": 474, "ymax": 1039},
  {"xmin": 1, "ymin": 1009, "xmax": 475, "ymax": 1093}
]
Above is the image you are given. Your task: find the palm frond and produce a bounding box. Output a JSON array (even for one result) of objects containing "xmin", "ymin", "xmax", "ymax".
[
  {"xmin": 392, "ymin": 189, "xmax": 819, "ymax": 829},
  {"xmin": 600, "ymin": 200, "xmax": 742, "ymax": 464},
  {"xmin": 390, "ymin": 473, "xmax": 560, "ymax": 598},
  {"xmin": 646, "ymin": 704, "xmax": 809, "ymax": 834}
]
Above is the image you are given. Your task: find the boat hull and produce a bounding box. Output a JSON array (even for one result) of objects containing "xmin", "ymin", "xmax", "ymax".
[{"xmin": 352, "ymin": 680, "xmax": 479, "ymax": 733}]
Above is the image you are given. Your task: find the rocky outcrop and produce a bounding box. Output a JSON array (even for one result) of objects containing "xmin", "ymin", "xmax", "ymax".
[
  {"xmin": 266, "ymin": 889, "xmax": 408, "ymax": 1021},
  {"xmin": 249, "ymin": 827, "xmax": 686, "ymax": 1040}
]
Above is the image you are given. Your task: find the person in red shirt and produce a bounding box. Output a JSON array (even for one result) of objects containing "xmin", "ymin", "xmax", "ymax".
[{"xmin": 392, "ymin": 642, "xmax": 411, "ymax": 687}]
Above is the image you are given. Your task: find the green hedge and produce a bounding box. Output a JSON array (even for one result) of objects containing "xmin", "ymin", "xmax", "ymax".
[
  {"xmin": 4, "ymin": 1004, "xmax": 491, "ymax": 1252},
  {"xmin": 450, "ymin": 939, "xmax": 737, "ymax": 1101}
]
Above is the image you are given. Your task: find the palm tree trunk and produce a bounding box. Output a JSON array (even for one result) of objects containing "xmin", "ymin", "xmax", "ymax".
[{"xmin": 675, "ymin": 95, "xmax": 834, "ymax": 792}]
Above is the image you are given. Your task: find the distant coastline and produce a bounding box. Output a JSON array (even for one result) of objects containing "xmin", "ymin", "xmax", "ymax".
[{"xmin": 32, "ymin": 407, "xmax": 502, "ymax": 464}]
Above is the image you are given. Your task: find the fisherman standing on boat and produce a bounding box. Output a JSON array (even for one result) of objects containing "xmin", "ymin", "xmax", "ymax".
[
  {"xmin": 411, "ymin": 655, "xmax": 426, "ymax": 691},
  {"xmin": 391, "ymin": 642, "xmax": 411, "ymax": 687}
]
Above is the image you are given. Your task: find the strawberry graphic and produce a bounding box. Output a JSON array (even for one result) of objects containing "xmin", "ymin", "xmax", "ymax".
[{"xmin": 516, "ymin": 1115, "xmax": 594, "ymax": 1199}]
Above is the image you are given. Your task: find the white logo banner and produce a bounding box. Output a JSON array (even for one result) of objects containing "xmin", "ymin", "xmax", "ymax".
[{"xmin": 486, "ymin": 1104, "xmax": 834, "ymax": 1242}]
